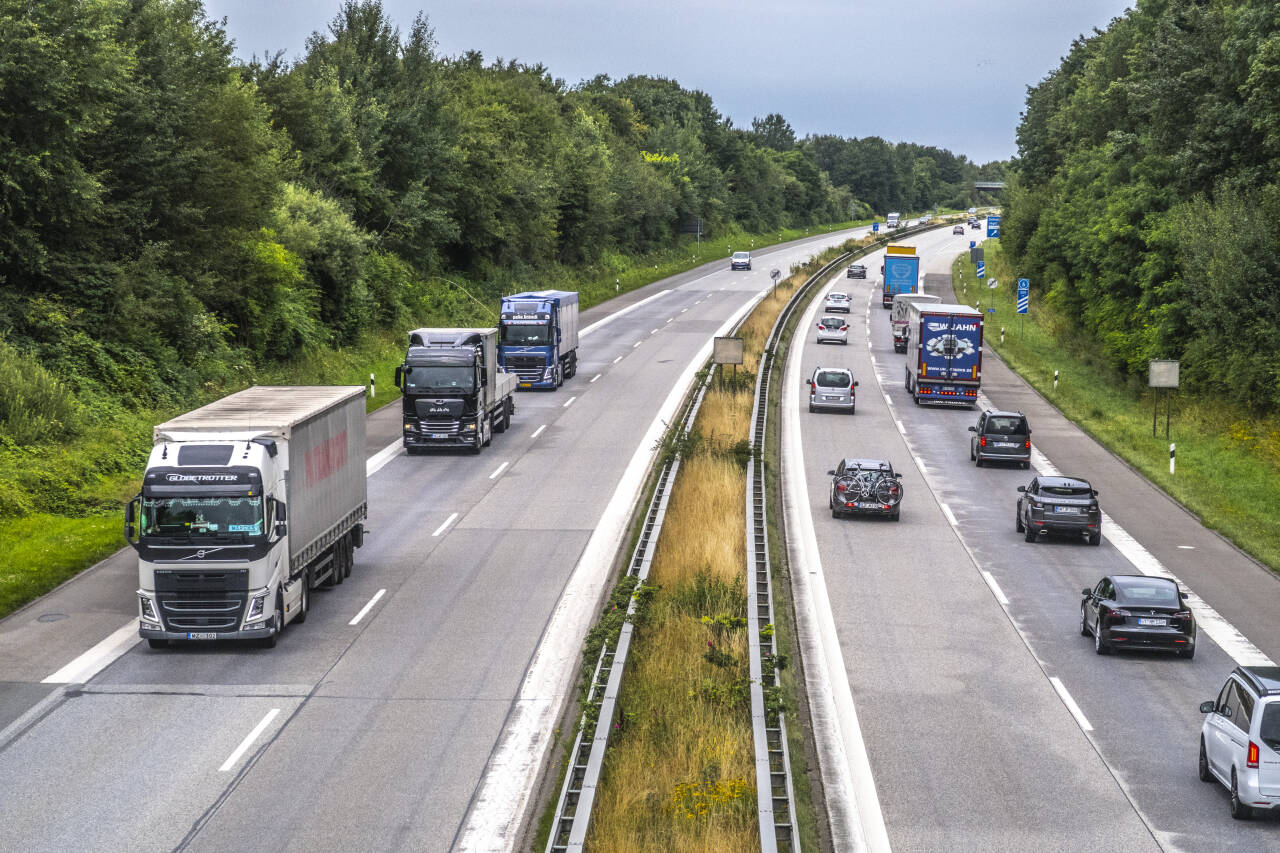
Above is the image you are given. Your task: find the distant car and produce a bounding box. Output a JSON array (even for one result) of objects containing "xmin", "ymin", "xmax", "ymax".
[
  {"xmin": 1200, "ymin": 666, "xmax": 1280, "ymax": 819},
  {"xmin": 969, "ymin": 410, "xmax": 1031, "ymax": 468},
  {"xmin": 823, "ymin": 291, "xmax": 852, "ymax": 313},
  {"xmin": 967, "ymin": 207, "xmax": 978, "ymax": 215},
  {"xmin": 828, "ymin": 458, "xmax": 902, "ymax": 520},
  {"xmin": 952, "ymin": 224, "xmax": 965, "ymax": 235},
  {"xmin": 847, "ymin": 263, "xmax": 866, "ymax": 279},
  {"xmin": 970, "ymin": 219, "xmax": 981, "ymax": 230},
  {"xmin": 807, "ymin": 367, "xmax": 857, "ymax": 413},
  {"xmin": 816, "ymin": 316, "xmax": 849, "ymax": 345},
  {"xmin": 731, "ymin": 251, "xmax": 752, "ymax": 270},
  {"xmin": 1082, "ymin": 574, "xmax": 1195, "ymax": 658},
  {"xmin": 1016, "ymin": 476, "xmax": 1101, "ymax": 544}
]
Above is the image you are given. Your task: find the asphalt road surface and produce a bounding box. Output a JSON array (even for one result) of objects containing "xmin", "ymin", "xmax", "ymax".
[
  {"xmin": 0, "ymin": 227, "xmax": 869, "ymax": 853},
  {"xmin": 783, "ymin": 227, "xmax": 1280, "ymax": 851}
]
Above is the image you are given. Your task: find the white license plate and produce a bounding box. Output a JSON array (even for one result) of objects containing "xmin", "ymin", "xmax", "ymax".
[
  {"xmin": 1138, "ymin": 618, "xmax": 1167, "ymax": 626},
  {"xmin": 1053, "ymin": 506, "xmax": 1080, "ymax": 513},
  {"xmin": 823, "ymin": 395, "xmax": 840, "ymax": 401},
  {"xmin": 857, "ymin": 502, "xmax": 882, "ymax": 509},
  {"xmin": 995, "ymin": 441, "xmax": 1017, "ymax": 448},
  {"xmin": 430, "ymin": 433, "xmax": 450, "ymax": 439},
  {"xmin": 186, "ymin": 632, "xmax": 217, "ymax": 640}
]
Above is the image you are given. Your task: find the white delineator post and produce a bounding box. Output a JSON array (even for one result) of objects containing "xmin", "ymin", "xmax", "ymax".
[
  {"xmin": 1053, "ymin": 370, "xmax": 1059, "ymax": 392},
  {"xmin": 368, "ymin": 373, "xmax": 375, "ymax": 398},
  {"xmin": 1170, "ymin": 443, "xmax": 1175, "ymax": 475}
]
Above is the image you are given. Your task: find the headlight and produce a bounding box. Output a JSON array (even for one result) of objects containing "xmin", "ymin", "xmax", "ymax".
[
  {"xmin": 404, "ymin": 422, "xmax": 414, "ymax": 431},
  {"xmin": 461, "ymin": 420, "xmax": 477, "ymax": 432},
  {"xmin": 247, "ymin": 592, "xmax": 268, "ymax": 620},
  {"xmin": 139, "ymin": 594, "xmax": 158, "ymax": 620}
]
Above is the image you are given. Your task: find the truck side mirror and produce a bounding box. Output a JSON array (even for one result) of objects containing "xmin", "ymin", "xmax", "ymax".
[
  {"xmin": 275, "ymin": 522, "xmax": 288, "ymax": 538},
  {"xmin": 275, "ymin": 500, "xmax": 286, "ymax": 522},
  {"xmin": 124, "ymin": 496, "xmax": 139, "ymax": 543},
  {"xmin": 395, "ymin": 366, "xmax": 404, "ymax": 389}
]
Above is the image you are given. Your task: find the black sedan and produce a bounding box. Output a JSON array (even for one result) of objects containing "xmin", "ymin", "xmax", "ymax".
[
  {"xmin": 1081, "ymin": 574, "xmax": 1196, "ymax": 658},
  {"xmin": 847, "ymin": 263, "xmax": 867, "ymax": 279},
  {"xmin": 828, "ymin": 458, "xmax": 903, "ymax": 521},
  {"xmin": 1016, "ymin": 476, "xmax": 1101, "ymax": 545}
]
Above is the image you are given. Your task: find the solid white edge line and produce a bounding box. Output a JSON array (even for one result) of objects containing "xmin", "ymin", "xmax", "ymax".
[
  {"xmin": 562, "ymin": 396, "xmax": 576, "ymax": 408},
  {"xmin": 782, "ymin": 276, "xmax": 888, "ymax": 853},
  {"xmin": 431, "ymin": 512, "xmax": 458, "ymax": 538},
  {"xmin": 42, "ymin": 620, "xmax": 142, "ymax": 684},
  {"xmin": 366, "ymin": 438, "xmax": 404, "ymax": 477},
  {"xmin": 579, "ymin": 289, "xmax": 672, "ymax": 339},
  {"xmin": 590, "ymin": 374, "xmax": 601, "ymax": 383},
  {"xmin": 348, "ymin": 589, "xmax": 386, "ymax": 626},
  {"xmin": 1049, "ymin": 677, "xmax": 1094, "ymax": 732},
  {"xmin": 218, "ymin": 708, "xmax": 281, "ymax": 772},
  {"xmin": 980, "ymin": 571, "xmax": 1010, "ymax": 606},
  {"xmin": 456, "ymin": 284, "xmax": 771, "ymax": 850},
  {"xmin": 488, "ymin": 461, "xmax": 509, "ymax": 480},
  {"xmin": 530, "ymin": 424, "xmax": 547, "ymax": 439}
]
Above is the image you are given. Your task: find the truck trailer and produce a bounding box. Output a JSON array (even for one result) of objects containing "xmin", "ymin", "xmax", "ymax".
[
  {"xmin": 126, "ymin": 386, "xmax": 368, "ymax": 648},
  {"xmin": 890, "ymin": 292, "xmax": 942, "ymax": 352},
  {"xmin": 396, "ymin": 327, "xmax": 517, "ymax": 453},
  {"xmin": 882, "ymin": 244, "xmax": 920, "ymax": 309},
  {"xmin": 498, "ymin": 290, "xmax": 580, "ymax": 389},
  {"xmin": 904, "ymin": 303, "xmax": 983, "ymax": 405}
]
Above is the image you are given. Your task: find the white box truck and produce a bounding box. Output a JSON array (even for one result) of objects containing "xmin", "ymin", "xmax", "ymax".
[{"xmin": 126, "ymin": 386, "xmax": 368, "ymax": 648}]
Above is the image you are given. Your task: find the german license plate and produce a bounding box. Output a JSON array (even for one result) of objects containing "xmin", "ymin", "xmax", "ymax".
[
  {"xmin": 823, "ymin": 395, "xmax": 839, "ymax": 401},
  {"xmin": 430, "ymin": 433, "xmax": 449, "ymax": 439},
  {"xmin": 1138, "ymin": 618, "xmax": 1167, "ymax": 626},
  {"xmin": 186, "ymin": 632, "xmax": 217, "ymax": 640},
  {"xmin": 995, "ymin": 441, "xmax": 1017, "ymax": 448},
  {"xmin": 1053, "ymin": 506, "xmax": 1080, "ymax": 513},
  {"xmin": 857, "ymin": 502, "xmax": 881, "ymax": 509}
]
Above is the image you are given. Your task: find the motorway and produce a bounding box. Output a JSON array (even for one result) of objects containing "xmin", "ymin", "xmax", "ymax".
[
  {"xmin": 783, "ymin": 227, "xmax": 1280, "ymax": 850},
  {"xmin": 0, "ymin": 227, "xmax": 868, "ymax": 852}
]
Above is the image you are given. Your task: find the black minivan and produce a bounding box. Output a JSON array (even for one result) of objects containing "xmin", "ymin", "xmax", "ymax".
[{"xmin": 969, "ymin": 409, "xmax": 1031, "ymax": 468}]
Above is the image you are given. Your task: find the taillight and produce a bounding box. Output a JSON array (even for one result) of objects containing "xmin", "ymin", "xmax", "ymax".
[
  {"xmin": 817, "ymin": 325, "xmax": 825, "ymax": 330},
  {"xmin": 840, "ymin": 326, "xmax": 848, "ymax": 331},
  {"xmin": 1109, "ymin": 608, "xmax": 1131, "ymax": 620},
  {"xmin": 836, "ymin": 483, "xmax": 846, "ymax": 492},
  {"xmin": 979, "ymin": 437, "xmax": 986, "ymax": 447},
  {"xmin": 850, "ymin": 383, "xmax": 856, "ymax": 390},
  {"xmin": 1249, "ymin": 741, "xmax": 1260, "ymax": 768},
  {"xmin": 1025, "ymin": 439, "xmax": 1031, "ymax": 448}
]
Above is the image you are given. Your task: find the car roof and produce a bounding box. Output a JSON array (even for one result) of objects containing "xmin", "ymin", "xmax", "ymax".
[
  {"xmin": 733, "ymin": 251, "xmax": 750, "ymax": 257},
  {"xmin": 985, "ymin": 410, "xmax": 1026, "ymax": 420},
  {"xmin": 1111, "ymin": 574, "xmax": 1175, "ymax": 589},
  {"xmin": 1235, "ymin": 666, "xmax": 1280, "ymax": 697},
  {"xmin": 827, "ymin": 291, "xmax": 849, "ymax": 297},
  {"xmin": 848, "ymin": 262, "xmax": 864, "ymax": 267},
  {"xmin": 813, "ymin": 366, "xmax": 851, "ymax": 375},
  {"xmin": 1037, "ymin": 476, "xmax": 1091, "ymax": 490},
  {"xmin": 819, "ymin": 315, "xmax": 844, "ymax": 322},
  {"xmin": 841, "ymin": 458, "xmax": 892, "ymax": 470}
]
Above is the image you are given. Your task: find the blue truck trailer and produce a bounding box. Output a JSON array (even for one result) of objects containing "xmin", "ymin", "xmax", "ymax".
[
  {"xmin": 904, "ymin": 302, "xmax": 983, "ymax": 406},
  {"xmin": 881, "ymin": 245, "xmax": 920, "ymax": 308},
  {"xmin": 498, "ymin": 290, "xmax": 580, "ymax": 389}
]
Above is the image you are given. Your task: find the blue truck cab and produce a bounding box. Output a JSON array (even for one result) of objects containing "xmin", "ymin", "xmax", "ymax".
[
  {"xmin": 498, "ymin": 290, "xmax": 580, "ymax": 389},
  {"xmin": 904, "ymin": 302, "xmax": 983, "ymax": 406}
]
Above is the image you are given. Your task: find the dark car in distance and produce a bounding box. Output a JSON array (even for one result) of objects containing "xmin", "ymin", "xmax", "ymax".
[
  {"xmin": 1017, "ymin": 475, "xmax": 1101, "ymax": 545},
  {"xmin": 1081, "ymin": 574, "xmax": 1196, "ymax": 658},
  {"xmin": 828, "ymin": 458, "xmax": 903, "ymax": 521},
  {"xmin": 969, "ymin": 410, "xmax": 1031, "ymax": 468},
  {"xmin": 847, "ymin": 263, "xmax": 867, "ymax": 279}
]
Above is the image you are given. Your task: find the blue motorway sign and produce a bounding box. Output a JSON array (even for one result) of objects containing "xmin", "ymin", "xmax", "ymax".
[
  {"xmin": 1017, "ymin": 278, "xmax": 1029, "ymax": 314},
  {"xmin": 872, "ymin": 222, "xmax": 880, "ymax": 233},
  {"xmin": 987, "ymin": 214, "xmax": 1001, "ymax": 239},
  {"xmin": 976, "ymin": 260, "xmax": 986, "ymax": 279}
]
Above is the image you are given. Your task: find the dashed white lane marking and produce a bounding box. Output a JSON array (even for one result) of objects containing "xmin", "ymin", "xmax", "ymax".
[
  {"xmin": 590, "ymin": 374, "xmax": 601, "ymax": 383},
  {"xmin": 42, "ymin": 621, "xmax": 140, "ymax": 684},
  {"xmin": 1177, "ymin": 545, "xmax": 1195, "ymax": 550},
  {"xmin": 530, "ymin": 424, "xmax": 547, "ymax": 439},
  {"xmin": 579, "ymin": 289, "xmax": 672, "ymax": 339},
  {"xmin": 981, "ymin": 571, "xmax": 1010, "ymax": 606},
  {"xmin": 488, "ymin": 461, "xmax": 509, "ymax": 480},
  {"xmin": 913, "ymin": 454, "xmax": 926, "ymax": 470},
  {"xmin": 632, "ymin": 341, "xmax": 642, "ymax": 348},
  {"xmin": 612, "ymin": 355, "xmax": 622, "ymax": 364},
  {"xmin": 349, "ymin": 589, "xmax": 386, "ymax": 626},
  {"xmin": 680, "ymin": 308, "xmax": 689, "ymax": 313},
  {"xmin": 562, "ymin": 396, "xmax": 577, "ymax": 408},
  {"xmin": 650, "ymin": 328, "xmax": 659, "ymax": 334},
  {"xmin": 1049, "ymin": 677, "xmax": 1093, "ymax": 733},
  {"xmin": 894, "ymin": 419, "xmax": 905, "ymax": 432},
  {"xmin": 219, "ymin": 708, "xmax": 281, "ymax": 772},
  {"xmin": 940, "ymin": 502, "xmax": 958, "ymax": 527},
  {"xmin": 666, "ymin": 317, "xmax": 673, "ymax": 323},
  {"xmin": 432, "ymin": 513, "xmax": 458, "ymax": 537}
]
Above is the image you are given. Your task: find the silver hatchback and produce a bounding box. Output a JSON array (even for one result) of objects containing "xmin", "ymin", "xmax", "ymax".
[
  {"xmin": 807, "ymin": 367, "xmax": 857, "ymax": 413},
  {"xmin": 815, "ymin": 315, "xmax": 849, "ymax": 345},
  {"xmin": 823, "ymin": 291, "xmax": 852, "ymax": 313}
]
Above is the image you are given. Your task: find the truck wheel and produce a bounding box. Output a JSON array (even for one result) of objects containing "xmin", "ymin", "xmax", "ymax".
[
  {"xmin": 294, "ymin": 569, "xmax": 311, "ymax": 624},
  {"xmin": 555, "ymin": 364, "xmax": 563, "ymax": 388},
  {"xmin": 344, "ymin": 537, "xmax": 354, "ymax": 578},
  {"xmin": 262, "ymin": 594, "xmax": 283, "ymax": 648}
]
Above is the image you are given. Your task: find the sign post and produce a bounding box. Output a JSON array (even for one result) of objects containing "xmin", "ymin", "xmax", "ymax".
[
  {"xmin": 1017, "ymin": 278, "xmax": 1029, "ymax": 337},
  {"xmin": 987, "ymin": 214, "xmax": 1001, "ymax": 239},
  {"xmin": 770, "ymin": 268, "xmax": 781, "ymax": 299},
  {"xmin": 714, "ymin": 336, "xmax": 745, "ymax": 388},
  {"xmin": 1148, "ymin": 360, "xmax": 1180, "ymax": 439}
]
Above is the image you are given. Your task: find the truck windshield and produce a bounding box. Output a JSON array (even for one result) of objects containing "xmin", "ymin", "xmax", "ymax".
[
  {"xmin": 141, "ymin": 496, "xmax": 264, "ymax": 538},
  {"xmin": 501, "ymin": 323, "xmax": 551, "ymax": 346},
  {"xmin": 403, "ymin": 366, "xmax": 475, "ymax": 393}
]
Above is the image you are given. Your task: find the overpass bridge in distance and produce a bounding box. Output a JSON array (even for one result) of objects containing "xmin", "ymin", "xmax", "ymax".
[{"xmin": 974, "ymin": 181, "xmax": 1007, "ymax": 189}]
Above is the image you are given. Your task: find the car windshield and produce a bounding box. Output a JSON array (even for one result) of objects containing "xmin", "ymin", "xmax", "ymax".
[
  {"xmin": 828, "ymin": 293, "xmax": 848, "ymax": 301},
  {"xmin": 1115, "ymin": 581, "xmax": 1179, "ymax": 608},
  {"xmin": 816, "ymin": 371, "xmax": 850, "ymax": 387},
  {"xmin": 986, "ymin": 416, "xmax": 1027, "ymax": 434},
  {"xmin": 1261, "ymin": 704, "xmax": 1280, "ymax": 751},
  {"xmin": 500, "ymin": 323, "xmax": 551, "ymax": 346},
  {"xmin": 819, "ymin": 317, "xmax": 843, "ymax": 328},
  {"xmin": 1041, "ymin": 485, "xmax": 1092, "ymax": 497},
  {"xmin": 403, "ymin": 365, "xmax": 475, "ymax": 393},
  {"xmin": 733, "ymin": 252, "xmax": 749, "ymax": 260},
  {"xmin": 141, "ymin": 495, "xmax": 264, "ymax": 538}
]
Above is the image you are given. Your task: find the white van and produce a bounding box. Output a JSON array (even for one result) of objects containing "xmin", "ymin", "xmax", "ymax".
[{"xmin": 890, "ymin": 292, "xmax": 941, "ymax": 352}]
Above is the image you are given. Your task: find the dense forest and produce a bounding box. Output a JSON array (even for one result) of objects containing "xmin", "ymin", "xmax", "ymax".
[
  {"xmin": 1006, "ymin": 0, "xmax": 1280, "ymax": 412},
  {"xmin": 0, "ymin": 0, "xmax": 999, "ymax": 445}
]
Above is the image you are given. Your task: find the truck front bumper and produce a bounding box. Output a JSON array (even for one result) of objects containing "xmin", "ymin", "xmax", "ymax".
[{"xmin": 139, "ymin": 615, "xmax": 277, "ymax": 642}]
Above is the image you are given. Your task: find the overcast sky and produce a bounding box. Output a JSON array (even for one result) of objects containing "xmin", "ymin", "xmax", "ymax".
[{"xmin": 204, "ymin": 0, "xmax": 1133, "ymax": 164}]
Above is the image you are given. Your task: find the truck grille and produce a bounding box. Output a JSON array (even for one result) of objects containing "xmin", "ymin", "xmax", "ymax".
[
  {"xmin": 421, "ymin": 419, "xmax": 460, "ymax": 435},
  {"xmin": 154, "ymin": 569, "xmax": 248, "ymax": 632},
  {"xmin": 504, "ymin": 355, "xmax": 546, "ymax": 382}
]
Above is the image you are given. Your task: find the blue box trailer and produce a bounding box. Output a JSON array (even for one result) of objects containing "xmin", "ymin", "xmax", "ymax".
[
  {"xmin": 882, "ymin": 249, "xmax": 920, "ymax": 308},
  {"xmin": 904, "ymin": 302, "xmax": 983, "ymax": 406},
  {"xmin": 498, "ymin": 290, "xmax": 580, "ymax": 389}
]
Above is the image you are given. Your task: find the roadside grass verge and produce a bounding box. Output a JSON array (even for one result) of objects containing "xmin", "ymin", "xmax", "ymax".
[
  {"xmin": 954, "ymin": 242, "xmax": 1280, "ymax": 570},
  {"xmin": 580, "ymin": 235, "xmax": 878, "ymax": 849},
  {"xmin": 0, "ymin": 223, "xmax": 873, "ymax": 621}
]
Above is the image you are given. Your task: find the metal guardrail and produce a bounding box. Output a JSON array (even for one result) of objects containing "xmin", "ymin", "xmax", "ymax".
[{"xmin": 545, "ymin": 368, "xmax": 715, "ymax": 852}]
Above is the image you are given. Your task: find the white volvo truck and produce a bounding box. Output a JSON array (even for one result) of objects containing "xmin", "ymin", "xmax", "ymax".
[{"xmin": 126, "ymin": 386, "xmax": 367, "ymax": 648}]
